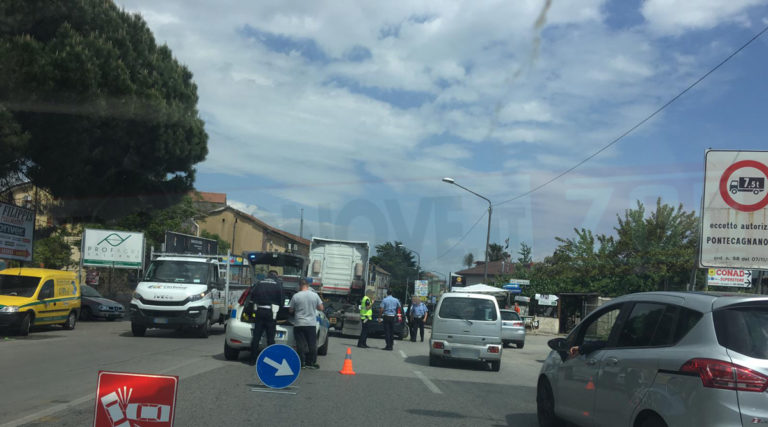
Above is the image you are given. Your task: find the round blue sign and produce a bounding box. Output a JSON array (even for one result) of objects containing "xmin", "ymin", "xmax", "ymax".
[{"xmin": 256, "ymin": 344, "xmax": 301, "ymax": 389}]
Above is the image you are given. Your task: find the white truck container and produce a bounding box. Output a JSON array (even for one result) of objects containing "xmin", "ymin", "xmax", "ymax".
[
  {"xmin": 308, "ymin": 238, "xmax": 370, "ymax": 299},
  {"xmin": 129, "ymin": 253, "xmax": 227, "ymax": 338}
]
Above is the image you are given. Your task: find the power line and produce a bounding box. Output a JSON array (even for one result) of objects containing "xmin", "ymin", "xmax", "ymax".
[
  {"xmin": 494, "ymin": 23, "xmax": 768, "ymax": 207},
  {"xmin": 426, "ymin": 210, "xmax": 487, "ymax": 264}
]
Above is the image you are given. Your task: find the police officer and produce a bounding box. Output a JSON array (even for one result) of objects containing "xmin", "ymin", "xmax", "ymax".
[
  {"xmin": 249, "ymin": 270, "xmax": 283, "ymax": 364},
  {"xmin": 357, "ymin": 289, "xmax": 375, "ymax": 348},
  {"xmin": 379, "ymin": 289, "xmax": 401, "ymax": 351}
]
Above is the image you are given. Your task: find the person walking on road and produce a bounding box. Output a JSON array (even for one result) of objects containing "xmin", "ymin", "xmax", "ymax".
[
  {"xmin": 379, "ymin": 290, "xmax": 401, "ymax": 351},
  {"xmin": 289, "ymin": 279, "xmax": 324, "ymax": 369},
  {"xmin": 248, "ymin": 271, "xmax": 283, "ymax": 364},
  {"xmin": 357, "ymin": 289, "xmax": 374, "ymax": 348},
  {"xmin": 409, "ymin": 296, "xmax": 428, "ymax": 342}
]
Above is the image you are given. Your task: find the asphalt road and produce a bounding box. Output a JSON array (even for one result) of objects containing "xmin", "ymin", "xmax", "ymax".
[{"xmin": 0, "ymin": 320, "xmax": 554, "ymax": 427}]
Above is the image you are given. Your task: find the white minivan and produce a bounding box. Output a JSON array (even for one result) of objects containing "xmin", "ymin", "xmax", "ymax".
[{"xmin": 429, "ymin": 292, "xmax": 503, "ymax": 371}]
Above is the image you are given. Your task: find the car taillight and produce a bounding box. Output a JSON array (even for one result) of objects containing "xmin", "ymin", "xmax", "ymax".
[
  {"xmin": 512, "ymin": 321, "xmax": 524, "ymax": 327},
  {"xmin": 488, "ymin": 346, "xmax": 500, "ymax": 354},
  {"xmin": 680, "ymin": 358, "xmax": 768, "ymax": 392},
  {"xmin": 230, "ymin": 339, "xmax": 242, "ymax": 344},
  {"xmin": 238, "ymin": 288, "xmax": 250, "ymax": 306},
  {"xmin": 433, "ymin": 341, "xmax": 444, "ymax": 349}
]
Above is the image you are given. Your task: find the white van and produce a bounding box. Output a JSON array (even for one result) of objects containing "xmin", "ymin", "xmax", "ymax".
[{"xmin": 429, "ymin": 292, "xmax": 503, "ymax": 371}]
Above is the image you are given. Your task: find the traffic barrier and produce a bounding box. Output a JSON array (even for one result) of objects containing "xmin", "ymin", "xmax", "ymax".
[{"xmin": 339, "ymin": 347, "xmax": 356, "ymax": 375}]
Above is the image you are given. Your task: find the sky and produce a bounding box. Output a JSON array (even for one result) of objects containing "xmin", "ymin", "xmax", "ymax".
[{"xmin": 117, "ymin": 0, "xmax": 768, "ymax": 276}]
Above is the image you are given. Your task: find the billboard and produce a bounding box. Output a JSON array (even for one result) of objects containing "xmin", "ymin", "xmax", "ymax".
[
  {"xmin": 0, "ymin": 201, "xmax": 35, "ymax": 262},
  {"xmin": 450, "ymin": 274, "xmax": 465, "ymax": 288},
  {"xmin": 415, "ymin": 280, "xmax": 429, "ymax": 297},
  {"xmin": 707, "ymin": 268, "xmax": 752, "ymax": 288},
  {"xmin": 164, "ymin": 231, "xmax": 218, "ymax": 255},
  {"xmin": 83, "ymin": 229, "xmax": 144, "ymax": 269},
  {"xmin": 700, "ymin": 150, "xmax": 768, "ymax": 270}
]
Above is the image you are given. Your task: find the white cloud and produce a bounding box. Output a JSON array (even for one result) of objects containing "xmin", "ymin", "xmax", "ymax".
[{"xmin": 642, "ymin": 0, "xmax": 768, "ymax": 35}]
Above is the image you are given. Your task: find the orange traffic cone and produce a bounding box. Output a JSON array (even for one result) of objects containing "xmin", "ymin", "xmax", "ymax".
[{"xmin": 339, "ymin": 347, "xmax": 356, "ymax": 375}]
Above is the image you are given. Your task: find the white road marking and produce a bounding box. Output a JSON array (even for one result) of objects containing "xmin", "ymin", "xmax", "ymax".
[
  {"xmin": 413, "ymin": 370, "xmax": 443, "ymax": 394},
  {"xmin": 399, "ymin": 350, "xmax": 407, "ymax": 358},
  {"xmin": 0, "ymin": 358, "xmax": 224, "ymax": 427}
]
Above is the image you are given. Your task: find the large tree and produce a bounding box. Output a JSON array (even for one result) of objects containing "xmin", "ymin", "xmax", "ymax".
[
  {"xmin": 369, "ymin": 241, "xmax": 418, "ymax": 299},
  {"xmin": 0, "ymin": 0, "xmax": 208, "ymax": 222},
  {"xmin": 487, "ymin": 243, "xmax": 509, "ymax": 262}
]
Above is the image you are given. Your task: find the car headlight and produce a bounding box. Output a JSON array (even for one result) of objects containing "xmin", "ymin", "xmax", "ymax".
[
  {"xmin": 0, "ymin": 306, "xmax": 19, "ymax": 313},
  {"xmin": 98, "ymin": 305, "xmax": 108, "ymax": 311},
  {"xmin": 132, "ymin": 291, "xmax": 143, "ymax": 300},
  {"xmin": 188, "ymin": 292, "xmax": 206, "ymax": 302}
]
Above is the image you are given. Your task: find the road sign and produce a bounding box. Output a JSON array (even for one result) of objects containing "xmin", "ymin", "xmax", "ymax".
[
  {"xmin": 256, "ymin": 344, "xmax": 301, "ymax": 389},
  {"xmin": 0, "ymin": 201, "xmax": 34, "ymax": 262},
  {"xmin": 700, "ymin": 150, "xmax": 768, "ymax": 270},
  {"xmin": 93, "ymin": 371, "xmax": 178, "ymax": 427},
  {"xmin": 707, "ymin": 268, "xmax": 752, "ymax": 288},
  {"xmin": 503, "ymin": 284, "xmax": 522, "ymax": 294},
  {"xmin": 83, "ymin": 229, "xmax": 145, "ymax": 269},
  {"xmin": 507, "ymin": 279, "xmax": 530, "ymax": 286},
  {"xmin": 165, "ymin": 231, "xmax": 218, "ymax": 255}
]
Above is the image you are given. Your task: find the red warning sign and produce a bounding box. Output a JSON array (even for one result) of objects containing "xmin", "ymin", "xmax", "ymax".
[
  {"xmin": 718, "ymin": 160, "xmax": 768, "ymax": 212},
  {"xmin": 93, "ymin": 371, "xmax": 179, "ymax": 427}
]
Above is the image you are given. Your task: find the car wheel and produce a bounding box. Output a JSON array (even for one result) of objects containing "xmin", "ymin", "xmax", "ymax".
[
  {"xmin": 62, "ymin": 311, "xmax": 77, "ymax": 330},
  {"xmin": 131, "ymin": 322, "xmax": 146, "ymax": 337},
  {"xmin": 224, "ymin": 343, "xmax": 240, "ymax": 361},
  {"xmin": 490, "ymin": 360, "xmax": 501, "ymax": 372},
  {"xmin": 639, "ymin": 413, "xmax": 667, "ymax": 427},
  {"xmin": 80, "ymin": 307, "xmax": 93, "ymax": 321},
  {"xmin": 18, "ymin": 312, "xmax": 31, "ymax": 336},
  {"xmin": 537, "ymin": 377, "xmax": 563, "ymax": 427},
  {"xmin": 197, "ymin": 315, "xmax": 211, "ymax": 338},
  {"xmin": 317, "ymin": 333, "xmax": 329, "ymax": 356},
  {"xmin": 106, "ymin": 317, "xmax": 117, "ymax": 321},
  {"xmin": 516, "ymin": 342, "xmax": 525, "ymax": 349},
  {"xmin": 502, "ymin": 341, "xmax": 508, "ymax": 348},
  {"xmin": 429, "ymin": 354, "xmax": 440, "ymax": 367}
]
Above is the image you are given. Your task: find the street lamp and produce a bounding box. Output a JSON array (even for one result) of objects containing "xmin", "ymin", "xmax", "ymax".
[
  {"xmin": 397, "ymin": 244, "xmax": 420, "ymax": 300},
  {"xmin": 442, "ymin": 177, "xmax": 492, "ymax": 283}
]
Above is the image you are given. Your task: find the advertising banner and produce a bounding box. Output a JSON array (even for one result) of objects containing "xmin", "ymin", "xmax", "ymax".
[
  {"xmin": 0, "ymin": 201, "xmax": 34, "ymax": 262},
  {"xmin": 83, "ymin": 229, "xmax": 144, "ymax": 269}
]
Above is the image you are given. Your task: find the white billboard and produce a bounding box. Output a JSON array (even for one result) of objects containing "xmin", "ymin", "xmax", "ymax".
[
  {"xmin": 700, "ymin": 150, "xmax": 768, "ymax": 270},
  {"xmin": 0, "ymin": 201, "xmax": 35, "ymax": 262},
  {"xmin": 707, "ymin": 268, "xmax": 752, "ymax": 288},
  {"xmin": 82, "ymin": 229, "xmax": 144, "ymax": 269},
  {"xmin": 415, "ymin": 280, "xmax": 429, "ymax": 297}
]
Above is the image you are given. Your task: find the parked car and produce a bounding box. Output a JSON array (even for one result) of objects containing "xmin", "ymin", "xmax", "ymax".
[
  {"xmin": 0, "ymin": 268, "xmax": 81, "ymax": 335},
  {"xmin": 80, "ymin": 285, "xmax": 125, "ymax": 321},
  {"xmin": 224, "ymin": 287, "xmax": 330, "ymax": 361},
  {"xmin": 429, "ymin": 292, "xmax": 503, "ymax": 371},
  {"xmin": 537, "ymin": 291, "xmax": 768, "ymax": 427},
  {"xmin": 367, "ymin": 300, "xmax": 409, "ymax": 340},
  {"xmin": 500, "ymin": 309, "xmax": 525, "ymax": 348}
]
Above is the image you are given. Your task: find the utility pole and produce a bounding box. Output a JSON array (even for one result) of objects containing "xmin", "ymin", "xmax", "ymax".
[{"xmin": 299, "ymin": 208, "xmax": 304, "ymax": 239}]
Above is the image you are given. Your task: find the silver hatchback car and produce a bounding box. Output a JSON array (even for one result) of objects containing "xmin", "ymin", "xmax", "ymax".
[{"xmin": 537, "ymin": 292, "xmax": 768, "ymax": 427}]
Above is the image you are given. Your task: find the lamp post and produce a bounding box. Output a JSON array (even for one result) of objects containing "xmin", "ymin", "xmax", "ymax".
[
  {"xmin": 442, "ymin": 177, "xmax": 492, "ymax": 283},
  {"xmin": 397, "ymin": 244, "xmax": 420, "ymax": 300}
]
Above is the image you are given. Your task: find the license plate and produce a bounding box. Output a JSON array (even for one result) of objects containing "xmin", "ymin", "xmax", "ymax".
[
  {"xmin": 277, "ymin": 332, "xmax": 285, "ymax": 338},
  {"xmin": 154, "ymin": 317, "xmax": 168, "ymax": 324}
]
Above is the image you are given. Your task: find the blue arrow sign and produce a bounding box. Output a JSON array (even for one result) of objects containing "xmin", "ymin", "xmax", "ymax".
[{"xmin": 256, "ymin": 344, "xmax": 301, "ymax": 389}]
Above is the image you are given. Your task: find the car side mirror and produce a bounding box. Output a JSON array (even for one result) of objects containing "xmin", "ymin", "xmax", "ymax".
[
  {"xmin": 548, "ymin": 338, "xmax": 569, "ymax": 353},
  {"xmin": 216, "ymin": 277, "xmax": 226, "ymax": 290}
]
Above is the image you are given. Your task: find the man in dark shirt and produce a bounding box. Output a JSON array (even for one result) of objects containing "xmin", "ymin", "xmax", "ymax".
[{"xmin": 249, "ymin": 270, "xmax": 283, "ymax": 364}]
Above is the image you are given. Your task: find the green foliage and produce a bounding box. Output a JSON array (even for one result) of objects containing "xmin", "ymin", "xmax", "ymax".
[
  {"xmin": 487, "ymin": 243, "xmax": 509, "ymax": 262},
  {"xmin": 462, "ymin": 252, "xmax": 474, "ymax": 268},
  {"xmin": 369, "ymin": 241, "xmax": 418, "ymax": 298},
  {"xmin": 517, "ymin": 242, "xmax": 532, "ymax": 265},
  {"xmin": 200, "ymin": 230, "xmax": 230, "ymax": 253},
  {"xmin": 0, "ymin": 0, "xmax": 207, "ymax": 222},
  {"xmin": 33, "ymin": 231, "xmax": 73, "ymax": 269}
]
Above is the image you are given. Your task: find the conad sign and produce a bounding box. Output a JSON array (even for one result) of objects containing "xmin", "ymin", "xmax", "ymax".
[{"xmin": 707, "ymin": 268, "xmax": 752, "ymax": 288}]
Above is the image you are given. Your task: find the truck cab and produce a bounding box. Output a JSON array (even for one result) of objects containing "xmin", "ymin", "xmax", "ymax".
[{"xmin": 129, "ymin": 254, "xmax": 227, "ymax": 337}]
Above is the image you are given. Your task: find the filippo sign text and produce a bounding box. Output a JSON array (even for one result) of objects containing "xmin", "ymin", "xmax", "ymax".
[
  {"xmin": 700, "ymin": 151, "xmax": 768, "ymax": 270},
  {"xmin": 83, "ymin": 229, "xmax": 144, "ymax": 269}
]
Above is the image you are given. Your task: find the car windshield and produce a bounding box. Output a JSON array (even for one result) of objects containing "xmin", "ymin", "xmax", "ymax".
[
  {"xmin": 0, "ymin": 275, "xmax": 41, "ymax": 298},
  {"xmin": 440, "ymin": 298, "xmax": 497, "ymax": 321},
  {"xmin": 501, "ymin": 311, "xmax": 520, "ymax": 321},
  {"xmin": 145, "ymin": 261, "xmax": 209, "ymax": 284},
  {"xmin": 81, "ymin": 285, "xmax": 102, "ymax": 298},
  {"xmin": 714, "ymin": 303, "xmax": 768, "ymax": 360}
]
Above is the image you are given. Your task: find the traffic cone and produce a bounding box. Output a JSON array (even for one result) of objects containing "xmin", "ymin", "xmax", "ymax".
[{"xmin": 339, "ymin": 347, "xmax": 356, "ymax": 375}]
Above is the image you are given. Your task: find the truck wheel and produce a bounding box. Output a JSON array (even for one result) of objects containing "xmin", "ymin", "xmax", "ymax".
[
  {"xmin": 516, "ymin": 342, "xmax": 525, "ymax": 349},
  {"xmin": 131, "ymin": 322, "xmax": 146, "ymax": 337},
  {"xmin": 224, "ymin": 343, "xmax": 240, "ymax": 361},
  {"xmin": 317, "ymin": 334, "xmax": 329, "ymax": 356},
  {"xmin": 197, "ymin": 315, "xmax": 211, "ymax": 338},
  {"xmin": 18, "ymin": 313, "xmax": 32, "ymax": 336},
  {"xmin": 62, "ymin": 311, "xmax": 77, "ymax": 330}
]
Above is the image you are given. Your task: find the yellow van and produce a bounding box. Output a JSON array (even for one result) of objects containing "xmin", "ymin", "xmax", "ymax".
[{"xmin": 0, "ymin": 268, "xmax": 81, "ymax": 335}]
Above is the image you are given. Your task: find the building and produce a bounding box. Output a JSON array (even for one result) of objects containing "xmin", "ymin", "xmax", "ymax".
[
  {"xmin": 196, "ymin": 206, "xmax": 309, "ymax": 257},
  {"xmin": 189, "ymin": 191, "xmax": 226, "ymax": 213},
  {"xmin": 368, "ymin": 264, "xmax": 391, "ymax": 299},
  {"xmin": 453, "ymin": 259, "xmax": 516, "ymax": 286},
  {"xmin": 0, "ymin": 182, "xmax": 54, "ymax": 229}
]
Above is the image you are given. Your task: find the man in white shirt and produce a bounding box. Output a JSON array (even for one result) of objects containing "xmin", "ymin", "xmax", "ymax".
[{"xmin": 289, "ymin": 279, "xmax": 324, "ymax": 369}]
